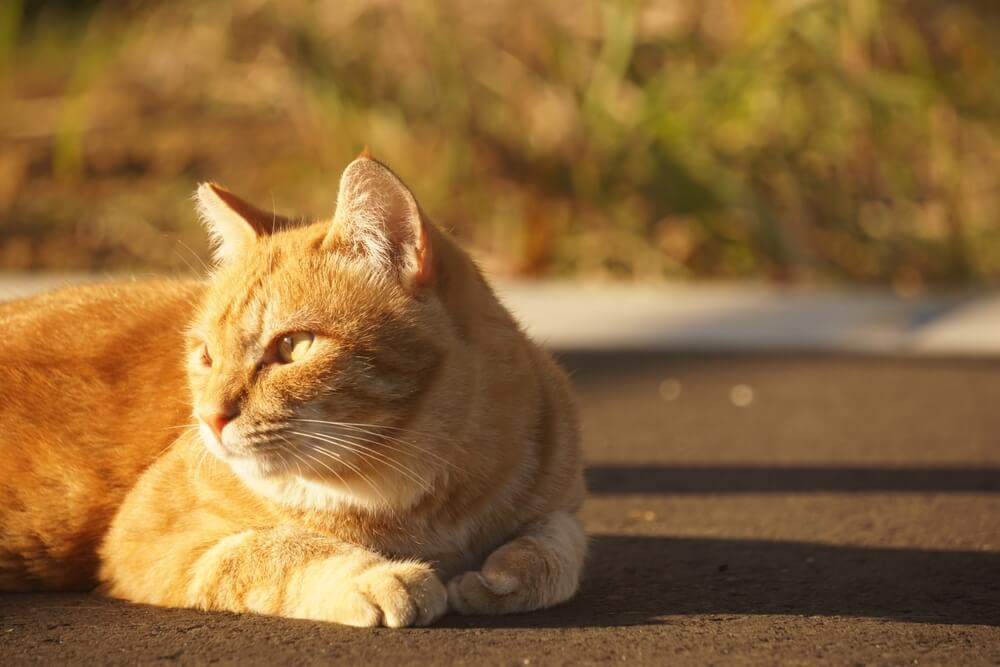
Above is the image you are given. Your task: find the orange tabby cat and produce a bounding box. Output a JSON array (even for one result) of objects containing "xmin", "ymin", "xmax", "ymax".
[{"xmin": 0, "ymin": 154, "xmax": 585, "ymax": 626}]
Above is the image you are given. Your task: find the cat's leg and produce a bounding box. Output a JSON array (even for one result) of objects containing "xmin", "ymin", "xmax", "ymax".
[
  {"xmin": 447, "ymin": 510, "xmax": 586, "ymax": 615},
  {"xmin": 102, "ymin": 525, "xmax": 447, "ymax": 628}
]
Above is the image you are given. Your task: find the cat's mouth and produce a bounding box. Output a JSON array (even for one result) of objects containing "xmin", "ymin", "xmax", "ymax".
[
  {"xmin": 198, "ymin": 421, "xmax": 325, "ymax": 479},
  {"xmin": 198, "ymin": 422, "xmax": 265, "ymax": 461}
]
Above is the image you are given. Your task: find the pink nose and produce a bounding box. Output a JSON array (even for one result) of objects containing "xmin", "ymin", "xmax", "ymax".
[{"xmin": 199, "ymin": 404, "xmax": 239, "ymax": 440}]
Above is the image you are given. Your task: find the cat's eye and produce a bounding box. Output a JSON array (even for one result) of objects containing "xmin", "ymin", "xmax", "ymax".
[{"xmin": 276, "ymin": 332, "xmax": 314, "ymax": 363}]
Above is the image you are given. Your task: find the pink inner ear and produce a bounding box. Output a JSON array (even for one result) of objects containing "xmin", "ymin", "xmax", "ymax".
[
  {"xmin": 413, "ymin": 218, "xmax": 434, "ymax": 287},
  {"xmin": 208, "ymin": 184, "xmax": 294, "ymax": 237}
]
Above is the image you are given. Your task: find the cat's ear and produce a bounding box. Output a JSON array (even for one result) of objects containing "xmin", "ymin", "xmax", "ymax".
[
  {"xmin": 195, "ymin": 183, "xmax": 294, "ymax": 263},
  {"xmin": 330, "ymin": 154, "xmax": 433, "ymax": 288}
]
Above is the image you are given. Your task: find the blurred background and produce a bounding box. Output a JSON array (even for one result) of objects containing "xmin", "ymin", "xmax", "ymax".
[{"xmin": 1, "ymin": 0, "xmax": 998, "ymax": 291}]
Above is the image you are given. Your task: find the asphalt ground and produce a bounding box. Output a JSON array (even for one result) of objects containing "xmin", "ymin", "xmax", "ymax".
[{"xmin": 2, "ymin": 352, "xmax": 999, "ymax": 665}]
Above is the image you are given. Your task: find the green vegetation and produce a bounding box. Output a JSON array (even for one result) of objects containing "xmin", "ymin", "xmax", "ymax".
[{"xmin": 2, "ymin": 0, "xmax": 998, "ymax": 288}]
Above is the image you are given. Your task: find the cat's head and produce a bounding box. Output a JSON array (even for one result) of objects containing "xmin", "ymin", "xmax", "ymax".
[{"xmin": 187, "ymin": 154, "xmax": 469, "ymax": 512}]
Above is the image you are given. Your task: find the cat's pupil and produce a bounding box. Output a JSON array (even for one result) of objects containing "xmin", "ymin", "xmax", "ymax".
[{"xmin": 277, "ymin": 332, "xmax": 314, "ymax": 363}]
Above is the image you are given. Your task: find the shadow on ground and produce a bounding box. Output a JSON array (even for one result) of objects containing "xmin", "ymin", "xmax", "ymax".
[
  {"xmin": 440, "ymin": 534, "xmax": 1000, "ymax": 629},
  {"xmin": 585, "ymin": 465, "xmax": 1000, "ymax": 494},
  {"xmin": 554, "ymin": 349, "xmax": 1000, "ymax": 384},
  {"xmin": 6, "ymin": 534, "xmax": 996, "ymax": 637}
]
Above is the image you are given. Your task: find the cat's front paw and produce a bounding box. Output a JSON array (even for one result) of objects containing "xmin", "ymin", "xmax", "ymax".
[{"xmin": 334, "ymin": 560, "xmax": 447, "ymax": 628}]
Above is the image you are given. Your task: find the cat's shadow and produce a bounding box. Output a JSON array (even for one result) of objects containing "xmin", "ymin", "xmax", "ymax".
[
  {"xmin": 437, "ymin": 533, "xmax": 1000, "ymax": 629},
  {"xmin": 4, "ymin": 535, "xmax": 996, "ymax": 632}
]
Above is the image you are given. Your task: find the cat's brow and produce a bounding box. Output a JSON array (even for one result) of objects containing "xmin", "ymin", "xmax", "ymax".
[{"xmin": 246, "ymin": 303, "xmax": 325, "ymax": 347}]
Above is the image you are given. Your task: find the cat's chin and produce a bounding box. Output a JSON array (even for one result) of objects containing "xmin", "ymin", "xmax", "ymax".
[
  {"xmin": 199, "ymin": 426, "xmax": 279, "ymax": 470},
  {"xmin": 224, "ymin": 455, "xmax": 425, "ymax": 513},
  {"xmin": 196, "ymin": 427, "xmax": 427, "ymax": 512}
]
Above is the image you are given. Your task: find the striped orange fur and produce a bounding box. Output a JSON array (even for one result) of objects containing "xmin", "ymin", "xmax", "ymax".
[{"xmin": 0, "ymin": 154, "xmax": 585, "ymax": 626}]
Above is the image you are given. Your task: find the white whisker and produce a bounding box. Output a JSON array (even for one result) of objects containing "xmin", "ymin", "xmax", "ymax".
[
  {"xmin": 292, "ymin": 418, "xmax": 459, "ymax": 444},
  {"xmin": 290, "ymin": 418, "xmax": 462, "ymax": 471},
  {"xmin": 276, "ymin": 434, "xmax": 309, "ymax": 480},
  {"xmin": 288, "ymin": 432, "xmax": 389, "ymax": 505},
  {"xmin": 291, "ymin": 432, "xmax": 397, "ymax": 492},
  {"xmin": 329, "ymin": 423, "xmax": 459, "ymax": 464},
  {"xmin": 297, "ymin": 449, "xmax": 363, "ymax": 497},
  {"xmin": 162, "ymin": 423, "xmax": 199, "ymax": 431},
  {"xmin": 296, "ymin": 429, "xmax": 432, "ymax": 492},
  {"xmin": 306, "ymin": 444, "xmax": 390, "ymax": 506}
]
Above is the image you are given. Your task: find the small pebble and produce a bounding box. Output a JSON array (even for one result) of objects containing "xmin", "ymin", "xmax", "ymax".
[
  {"xmin": 658, "ymin": 378, "xmax": 682, "ymax": 401},
  {"xmin": 730, "ymin": 384, "xmax": 754, "ymax": 407}
]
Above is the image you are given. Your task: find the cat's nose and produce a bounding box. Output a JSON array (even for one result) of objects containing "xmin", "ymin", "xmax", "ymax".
[{"xmin": 198, "ymin": 403, "xmax": 240, "ymax": 440}]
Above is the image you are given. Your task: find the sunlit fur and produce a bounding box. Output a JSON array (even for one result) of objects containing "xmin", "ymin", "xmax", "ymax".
[
  {"xmin": 0, "ymin": 156, "xmax": 585, "ymax": 627},
  {"xmin": 0, "ymin": 281, "xmax": 199, "ymax": 591}
]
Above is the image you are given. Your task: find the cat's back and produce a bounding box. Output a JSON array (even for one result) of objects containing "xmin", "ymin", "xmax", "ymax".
[
  {"xmin": 0, "ymin": 280, "xmax": 202, "ymax": 414},
  {"xmin": 0, "ymin": 280, "xmax": 203, "ymax": 591},
  {"xmin": 0, "ymin": 279, "xmax": 196, "ymax": 341}
]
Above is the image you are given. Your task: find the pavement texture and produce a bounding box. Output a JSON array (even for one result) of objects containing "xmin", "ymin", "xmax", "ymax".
[{"xmin": 2, "ymin": 352, "xmax": 999, "ymax": 665}]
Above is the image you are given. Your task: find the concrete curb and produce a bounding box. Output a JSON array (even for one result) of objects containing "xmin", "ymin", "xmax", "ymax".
[
  {"xmin": 2, "ymin": 274, "xmax": 998, "ymax": 356},
  {"xmin": 494, "ymin": 282, "xmax": 999, "ymax": 356}
]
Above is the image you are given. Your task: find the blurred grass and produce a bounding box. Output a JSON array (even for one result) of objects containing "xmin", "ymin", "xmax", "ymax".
[{"xmin": 0, "ymin": 0, "xmax": 998, "ymax": 288}]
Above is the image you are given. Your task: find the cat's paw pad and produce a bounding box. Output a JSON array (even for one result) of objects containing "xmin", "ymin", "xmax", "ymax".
[
  {"xmin": 342, "ymin": 561, "xmax": 447, "ymax": 628},
  {"xmin": 447, "ymin": 567, "xmax": 521, "ymax": 615}
]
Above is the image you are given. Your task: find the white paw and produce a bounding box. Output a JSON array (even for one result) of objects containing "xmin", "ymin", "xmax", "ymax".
[{"xmin": 337, "ymin": 561, "xmax": 448, "ymax": 628}]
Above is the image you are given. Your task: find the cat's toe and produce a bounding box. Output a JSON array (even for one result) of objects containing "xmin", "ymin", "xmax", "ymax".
[
  {"xmin": 354, "ymin": 561, "xmax": 446, "ymax": 628},
  {"xmin": 335, "ymin": 591, "xmax": 383, "ymax": 628},
  {"xmin": 447, "ymin": 569, "xmax": 520, "ymax": 615},
  {"xmin": 406, "ymin": 567, "xmax": 449, "ymax": 626}
]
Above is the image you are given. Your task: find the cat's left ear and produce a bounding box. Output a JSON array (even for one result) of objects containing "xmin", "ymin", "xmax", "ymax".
[
  {"xmin": 195, "ymin": 183, "xmax": 295, "ymax": 263},
  {"xmin": 330, "ymin": 154, "xmax": 433, "ymax": 289}
]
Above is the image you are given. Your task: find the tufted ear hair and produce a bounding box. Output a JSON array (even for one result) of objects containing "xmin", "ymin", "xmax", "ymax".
[
  {"xmin": 329, "ymin": 152, "xmax": 433, "ymax": 288},
  {"xmin": 195, "ymin": 183, "xmax": 297, "ymax": 263}
]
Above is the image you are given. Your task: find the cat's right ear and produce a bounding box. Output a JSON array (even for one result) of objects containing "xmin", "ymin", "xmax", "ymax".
[
  {"xmin": 328, "ymin": 155, "xmax": 434, "ymax": 290},
  {"xmin": 195, "ymin": 183, "xmax": 294, "ymax": 263}
]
